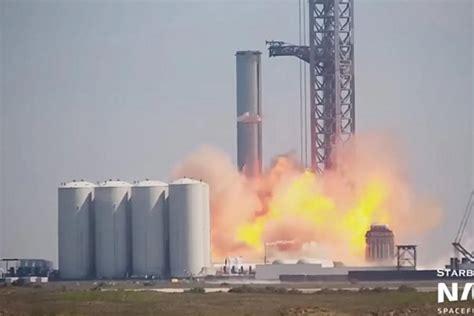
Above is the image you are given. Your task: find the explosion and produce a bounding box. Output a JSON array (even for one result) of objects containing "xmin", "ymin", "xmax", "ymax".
[{"xmin": 172, "ymin": 134, "xmax": 441, "ymax": 264}]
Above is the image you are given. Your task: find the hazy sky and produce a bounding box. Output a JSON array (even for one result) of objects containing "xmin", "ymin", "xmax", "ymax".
[{"xmin": 0, "ymin": 0, "xmax": 472, "ymax": 266}]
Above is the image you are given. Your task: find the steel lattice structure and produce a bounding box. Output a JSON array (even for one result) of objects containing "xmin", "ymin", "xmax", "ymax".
[{"xmin": 267, "ymin": 0, "xmax": 355, "ymax": 173}]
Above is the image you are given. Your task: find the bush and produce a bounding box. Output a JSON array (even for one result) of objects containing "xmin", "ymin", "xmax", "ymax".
[
  {"xmin": 142, "ymin": 281, "xmax": 155, "ymax": 287},
  {"xmin": 185, "ymin": 287, "xmax": 205, "ymax": 294},
  {"xmin": 228, "ymin": 285, "xmax": 256, "ymax": 293},
  {"xmin": 359, "ymin": 287, "xmax": 390, "ymax": 293},
  {"xmin": 358, "ymin": 287, "xmax": 371, "ymax": 293},
  {"xmin": 287, "ymin": 288, "xmax": 302, "ymax": 294},
  {"xmin": 336, "ymin": 289, "xmax": 350, "ymax": 294},
  {"xmin": 229, "ymin": 285, "xmax": 301, "ymax": 294},
  {"xmin": 264, "ymin": 286, "xmax": 287, "ymax": 294},
  {"xmin": 371, "ymin": 287, "xmax": 389, "ymax": 293},
  {"xmin": 317, "ymin": 288, "xmax": 335, "ymax": 294},
  {"xmin": 398, "ymin": 285, "xmax": 417, "ymax": 292}
]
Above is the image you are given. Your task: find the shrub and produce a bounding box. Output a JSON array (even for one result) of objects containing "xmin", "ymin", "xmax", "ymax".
[
  {"xmin": 336, "ymin": 289, "xmax": 350, "ymax": 294},
  {"xmin": 398, "ymin": 285, "xmax": 417, "ymax": 292},
  {"xmin": 371, "ymin": 287, "xmax": 389, "ymax": 293},
  {"xmin": 264, "ymin": 286, "xmax": 287, "ymax": 294},
  {"xmin": 185, "ymin": 287, "xmax": 205, "ymax": 294},
  {"xmin": 142, "ymin": 281, "xmax": 155, "ymax": 287},
  {"xmin": 229, "ymin": 285, "xmax": 256, "ymax": 293},
  {"xmin": 229, "ymin": 285, "xmax": 300, "ymax": 294},
  {"xmin": 318, "ymin": 288, "xmax": 335, "ymax": 294},
  {"xmin": 288, "ymin": 288, "xmax": 302, "ymax": 294}
]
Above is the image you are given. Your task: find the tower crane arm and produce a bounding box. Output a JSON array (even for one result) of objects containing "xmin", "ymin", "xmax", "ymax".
[
  {"xmin": 452, "ymin": 190, "xmax": 474, "ymax": 262},
  {"xmin": 266, "ymin": 41, "xmax": 310, "ymax": 63}
]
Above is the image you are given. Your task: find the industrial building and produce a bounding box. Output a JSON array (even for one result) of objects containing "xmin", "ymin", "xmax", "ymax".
[
  {"xmin": 1, "ymin": 259, "xmax": 54, "ymax": 278},
  {"xmin": 255, "ymin": 261, "xmax": 396, "ymax": 281},
  {"xmin": 57, "ymin": 178, "xmax": 211, "ymax": 280}
]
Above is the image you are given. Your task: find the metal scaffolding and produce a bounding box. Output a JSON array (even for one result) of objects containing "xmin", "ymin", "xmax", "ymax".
[
  {"xmin": 396, "ymin": 245, "xmax": 417, "ymax": 270},
  {"xmin": 267, "ymin": 0, "xmax": 355, "ymax": 173}
]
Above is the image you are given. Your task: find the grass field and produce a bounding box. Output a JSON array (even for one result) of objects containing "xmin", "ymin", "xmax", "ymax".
[{"xmin": 0, "ymin": 283, "xmax": 469, "ymax": 315}]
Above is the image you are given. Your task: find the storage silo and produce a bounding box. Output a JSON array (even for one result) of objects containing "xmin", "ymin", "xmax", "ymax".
[
  {"xmin": 236, "ymin": 50, "xmax": 262, "ymax": 178},
  {"xmin": 131, "ymin": 180, "xmax": 169, "ymax": 277},
  {"xmin": 169, "ymin": 178, "xmax": 210, "ymax": 278},
  {"xmin": 94, "ymin": 180, "xmax": 131, "ymax": 279},
  {"xmin": 202, "ymin": 182, "xmax": 211, "ymax": 267},
  {"xmin": 58, "ymin": 180, "xmax": 95, "ymax": 279}
]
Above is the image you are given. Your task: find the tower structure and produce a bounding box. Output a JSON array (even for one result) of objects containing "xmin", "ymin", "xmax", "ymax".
[{"xmin": 267, "ymin": 0, "xmax": 355, "ymax": 173}]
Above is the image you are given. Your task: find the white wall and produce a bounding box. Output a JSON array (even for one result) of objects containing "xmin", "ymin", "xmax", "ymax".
[{"xmin": 255, "ymin": 264, "xmax": 396, "ymax": 280}]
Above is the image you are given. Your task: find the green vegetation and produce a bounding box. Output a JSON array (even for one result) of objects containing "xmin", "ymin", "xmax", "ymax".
[
  {"xmin": 228, "ymin": 285, "xmax": 300, "ymax": 294},
  {"xmin": 397, "ymin": 284, "xmax": 417, "ymax": 292},
  {"xmin": 185, "ymin": 287, "xmax": 206, "ymax": 294},
  {"xmin": 0, "ymin": 284, "xmax": 458, "ymax": 316}
]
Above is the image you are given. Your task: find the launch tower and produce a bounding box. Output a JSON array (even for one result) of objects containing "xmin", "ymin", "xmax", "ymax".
[{"xmin": 267, "ymin": 0, "xmax": 355, "ymax": 173}]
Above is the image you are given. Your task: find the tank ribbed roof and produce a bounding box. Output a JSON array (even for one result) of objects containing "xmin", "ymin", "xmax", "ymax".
[
  {"xmin": 96, "ymin": 180, "xmax": 131, "ymax": 187},
  {"xmin": 132, "ymin": 179, "xmax": 168, "ymax": 187},
  {"xmin": 59, "ymin": 180, "xmax": 95, "ymax": 188},
  {"xmin": 170, "ymin": 177, "xmax": 206, "ymax": 185}
]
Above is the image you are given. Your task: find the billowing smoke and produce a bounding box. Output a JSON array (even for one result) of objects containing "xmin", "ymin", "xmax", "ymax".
[
  {"xmin": 171, "ymin": 134, "xmax": 442, "ymax": 264},
  {"xmin": 172, "ymin": 146, "xmax": 262, "ymax": 258}
]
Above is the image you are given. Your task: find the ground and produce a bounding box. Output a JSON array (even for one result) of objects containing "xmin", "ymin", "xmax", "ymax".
[{"xmin": 0, "ymin": 281, "xmax": 470, "ymax": 315}]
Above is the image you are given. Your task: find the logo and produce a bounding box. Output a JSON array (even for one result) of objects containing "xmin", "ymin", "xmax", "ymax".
[
  {"xmin": 438, "ymin": 282, "xmax": 474, "ymax": 303},
  {"xmin": 436, "ymin": 269, "xmax": 474, "ymax": 314}
]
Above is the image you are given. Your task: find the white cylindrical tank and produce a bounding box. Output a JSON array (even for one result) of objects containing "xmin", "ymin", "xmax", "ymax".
[
  {"xmin": 168, "ymin": 178, "xmax": 210, "ymax": 278},
  {"xmin": 58, "ymin": 180, "xmax": 95, "ymax": 279},
  {"xmin": 236, "ymin": 50, "xmax": 262, "ymax": 178},
  {"xmin": 94, "ymin": 180, "xmax": 131, "ymax": 279},
  {"xmin": 131, "ymin": 180, "xmax": 169, "ymax": 277},
  {"xmin": 202, "ymin": 182, "xmax": 211, "ymax": 267}
]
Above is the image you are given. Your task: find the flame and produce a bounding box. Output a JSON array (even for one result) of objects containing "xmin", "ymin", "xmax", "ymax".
[
  {"xmin": 236, "ymin": 169, "xmax": 391, "ymax": 260},
  {"xmin": 341, "ymin": 179, "xmax": 390, "ymax": 257},
  {"xmin": 172, "ymin": 134, "xmax": 442, "ymax": 264}
]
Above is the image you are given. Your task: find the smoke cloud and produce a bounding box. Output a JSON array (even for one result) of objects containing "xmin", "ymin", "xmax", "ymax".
[
  {"xmin": 172, "ymin": 146, "xmax": 262, "ymax": 258},
  {"xmin": 171, "ymin": 134, "xmax": 442, "ymax": 264}
]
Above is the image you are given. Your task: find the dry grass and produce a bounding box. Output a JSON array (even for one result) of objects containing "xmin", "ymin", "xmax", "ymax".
[{"xmin": 0, "ymin": 284, "xmax": 466, "ymax": 316}]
